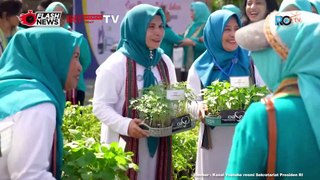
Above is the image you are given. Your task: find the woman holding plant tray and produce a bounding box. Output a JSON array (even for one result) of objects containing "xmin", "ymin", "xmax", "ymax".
[
  {"xmin": 93, "ymin": 4, "xmax": 177, "ymax": 180},
  {"xmin": 186, "ymin": 10, "xmax": 250, "ymax": 179},
  {"xmin": 226, "ymin": 10, "xmax": 320, "ymax": 178}
]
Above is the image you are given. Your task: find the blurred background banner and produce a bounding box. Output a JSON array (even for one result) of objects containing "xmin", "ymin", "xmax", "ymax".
[{"xmin": 73, "ymin": 0, "xmax": 194, "ymax": 78}]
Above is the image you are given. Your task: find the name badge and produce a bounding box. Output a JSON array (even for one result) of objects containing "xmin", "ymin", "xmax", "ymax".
[
  {"xmin": 230, "ymin": 76, "xmax": 250, "ymax": 88},
  {"xmin": 166, "ymin": 90, "xmax": 185, "ymax": 100}
]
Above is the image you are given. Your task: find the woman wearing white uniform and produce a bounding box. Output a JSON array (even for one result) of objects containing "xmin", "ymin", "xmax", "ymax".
[
  {"xmin": 93, "ymin": 4, "xmax": 177, "ymax": 180},
  {"xmin": 187, "ymin": 10, "xmax": 250, "ymax": 179},
  {"xmin": 0, "ymin": 27, "xmax": 82, "ymax": 180}
]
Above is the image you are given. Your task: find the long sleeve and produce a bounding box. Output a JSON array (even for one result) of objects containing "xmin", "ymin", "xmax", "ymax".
[
  {"xmin": 0, "ymin": 103, "xmax": 57, "ymax": 180},
  {"xmin": 164, "ymin": 27, "xmax": 183, "ymax": 45},
  {"xmin": 92, "ymin": 52, "xmax": 131, "ymax": 137},
  {"xmin": 186, "ymin": 64, "xmax": 202, "ymax": 119},
  {"xmin": 225, "ymin": 103, "xmax": 268, "ymax": 178}
]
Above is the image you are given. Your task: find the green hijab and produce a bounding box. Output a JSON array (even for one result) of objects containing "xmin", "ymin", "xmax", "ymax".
[
  {"xmin": 279, "ymin": 0, "xmax": 312, "ymax": 12},
  {"xmin": 118, "ymin": 4, "xmax": 166, "ymax": 157},
  {"xmin": 118, "ymin": 4, "xmax": 166, "ymax": 88},
  {"xmin": 46, "ymin": 2, "xmax": 91, "ymax": 92},
  {"xmin": 251, "ymin": 11, "xmax": 320, "ymax": 151},
  {"xmin": 0, "ymin": 27, "xmax": 82, "ymax": 179}
]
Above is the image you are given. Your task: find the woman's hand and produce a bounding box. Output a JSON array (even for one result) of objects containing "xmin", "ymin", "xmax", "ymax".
[
  {"xmin": 179, "ymin": 38, "xmax": 196, "ymax": 46},
  {"xmin": 128, "ymin": 118, "xmax": 149, "ymax": 138},
  {"xmin": 198, "ymin": 103, "xmax": 208, "ymax": 123}
]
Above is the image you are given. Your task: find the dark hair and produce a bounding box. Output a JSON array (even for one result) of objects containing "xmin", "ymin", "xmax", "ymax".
[
  {"xmin": 39, "ymin": 0, "xmax": 53, "ymax": 9},
  {"xmin": 241, "ymin": 0, "xmax": 279, "ymax": 26},
  {"xmin": 0, "ymin": 0, "xmax": 23, "ymax": 18}
]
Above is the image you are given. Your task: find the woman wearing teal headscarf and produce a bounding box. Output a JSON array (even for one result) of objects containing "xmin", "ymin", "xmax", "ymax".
[
  {"xmin": 279, "ymin": 0, "xmax": 313, "ymax": 12},
  {"xmin": 159, "ymin": 5, "xmax": 195, "ymax": 59},
  {"xmin": 226, "ymin": 11, "xmax": 320, "ymax": 178},
  {"xmin": 46, "ymin": 2, "xmax": 92, "ymax": 105},
  {"xmin": 309, "ymin": 0, "xmax": 320, "ymax": 14},
  {"xmin": 0, "ymin": 27, "xmax": 82, "ymax": 179},
  {"xmin": 93, "ymin": 4, "xmax": 177, "ymax": 180},
  {"xmin": 181, "ymin": 1, "xmax": 210, "ymax": 81},
  {"xmin": 187, "ymin": 9, "xmax": 250, "ymax": 179}
]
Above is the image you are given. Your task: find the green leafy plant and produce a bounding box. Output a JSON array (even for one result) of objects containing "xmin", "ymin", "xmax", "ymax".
[
  {"xmin": 202, "ymin": 81, "xmax": 270, "ymax": 116},
  {"xmin": 62, "ymin": 103, "xmax": 138, "ymax": 179},
  {"xmin": 62, "ymin": 140, "xmax": 138, "ymax": 180},
  {"xmin": 130, "ymin": 84, "xmax": 173, "ymax": 128},
  {"xmin": 170, "ymin": 81, "xmax": 198, "ymax": 118},
  {"xmin": 172, "ymin": 122, "xmax": 199, "ymax": 180},
  {"xmin": 130, "ymin": 82, "xmax": 196, "ymax": 128}
]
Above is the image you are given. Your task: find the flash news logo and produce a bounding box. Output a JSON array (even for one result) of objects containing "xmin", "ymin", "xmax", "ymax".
[
  {"xmin": 20, "ymin": 10, "xmax": 61, "ymax": 27},
  {"xmin": 275, "ymin": 12, "xmax": 301, "ymax": 26}
]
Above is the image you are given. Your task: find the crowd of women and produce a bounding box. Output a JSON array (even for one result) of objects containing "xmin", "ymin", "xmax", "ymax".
[{"xmin": 1, "ymin": 0, "xmax": 320, "ymax": 179}]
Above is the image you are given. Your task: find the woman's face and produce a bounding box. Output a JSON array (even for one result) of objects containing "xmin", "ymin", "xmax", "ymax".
[
  {"xmin": 145, "ymin": 15, "xmax": 164, "ymax": 50},
  {"xmin": 222, "ymin": 17, "xmax": 239, "ymax": 52},
  {"xmin": 7, "ymin": 15, "xmax": 20, "ymax": 27},
  {"xmin": 246, "ymin": 0, "xmax": 268, "ymax": 22},
  {"xmin": 190, "ymin": 9, "xmax": 195, "ymax": 21},
  {"xmin": 65, "ymin": 46, "xmax": 82, "ymax": 91}
]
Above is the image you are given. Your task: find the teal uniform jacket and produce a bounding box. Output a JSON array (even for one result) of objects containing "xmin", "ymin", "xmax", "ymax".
[
  {"xmin": 226, "ymin": 96, "xmax": 320, "ymax": 179},
  {"xmin": 160, "ymin": 26, "xmax": 182, "ymax": 59}
]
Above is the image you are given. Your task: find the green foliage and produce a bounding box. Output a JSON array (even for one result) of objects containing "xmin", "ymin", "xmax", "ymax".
[
  {"xmin": 170, "ymin": 81, "xmax": 198, "ymax": 118},
  {"xmin": 130, "ymin": 84, "xmax": 173, "ymax": 128},
  {"xmin": 62, "ymin": 102, "xmax": 100, "ymax": 143},
  {"xmin": 130, "ymin": 82, "xmax": 196, "ymax": 128},
  {"xmin": 62, "ymin": 140, "xmax": 138, "ymax": 180},
  {"xmin": 62, "ymin": 103, "xmax": 138, "ymax": 180},
  {"xmin": 172, "ymin": 122, "xmax": 199, "ymax": 180},
  {"xmin": 202, "ymin": 81, "xmax": 270, "ymax": 116}
]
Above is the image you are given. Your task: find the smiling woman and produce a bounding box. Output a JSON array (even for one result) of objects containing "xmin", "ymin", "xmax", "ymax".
[
  {"xmin": 186, "ymin": 10, "xmax": 250, "ymax": 180},
  {"xmin": 0, "ymin": 27, "xmax": 82, "ymax": 180},
  {"xmin": 145, "ymin": 15, "xmax": 164, "ymax": 50},
  {"xmin": 242, "ymin": 0, "xmax": 279, "ymax": 26},
  {"xmin": 93, "ymin": 4, "xmax": 177, "ymax": 180}
]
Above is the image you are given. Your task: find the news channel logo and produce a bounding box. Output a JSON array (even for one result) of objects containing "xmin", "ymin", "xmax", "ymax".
[
  {"xmin": 19, "ymin": 10, "xmax": 61, "ymax": 27},
  {"xmin": 275, "ymin": 12, "xmax": 301, "ymax": 26}
]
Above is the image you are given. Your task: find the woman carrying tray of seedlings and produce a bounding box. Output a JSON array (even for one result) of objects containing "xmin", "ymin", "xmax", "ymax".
[
  {"xmin": 92, "ymin": 4, "xmax": 177, "ymax": 180},
  {"xmin": 226, "ymin": 10, "xmax": 320, "ymax": 178},
  {"xmin": 186, "ymin": 10, "xmax": 250, "ymax": 179}
]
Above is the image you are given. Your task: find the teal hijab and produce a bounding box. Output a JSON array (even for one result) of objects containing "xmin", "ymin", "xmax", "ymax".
[
  {"xmin": 222, "ymin": 4, "xmax": 241, "ymax": 18},
  {"xmin": 46, "ymin": 2, "xmax": 91, "ymax": 92},
  {"xmin": 46, "ymin": 2, "xmax": 72, "ymax": 30},
  {"xmin": 279, "ymin": 0, "xmax": 312, "ymax": 12},
  {"xmin": 118, "ymin": 4, "xmax": 166, "ymax": 157},
  {"xmin": 309, "ymin": 0, "xmax": 320, "ymax": 14},
  {"xmin": 194, "ymin": 10, "xmax": 250, "ymax": 87},
  {"xmin": 0, "ymin": 27, "xmax": 82, "ymax": 179},
  {"xmin": 251, "ymin": 11, "xmax": 320, "ymax": 151},
  {"xmin": 185, "ymin": 1, "xmax": 210, "ymax": 38}
]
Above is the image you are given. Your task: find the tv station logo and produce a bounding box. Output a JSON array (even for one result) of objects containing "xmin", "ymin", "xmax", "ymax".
[
  {"xmin": 275, "ymin": 12, "xmax": 301, "ymax": 26},
  {"xmin": 66, "ymin": 14, "xmax": 119, "ymax": 24},
  {"xmin": 19, "ymin": 10, "xmax": 61, "ymax": 27}
]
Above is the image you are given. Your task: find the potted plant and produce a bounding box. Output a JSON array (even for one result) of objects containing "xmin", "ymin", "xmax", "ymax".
[
  {"xmin": 130, "ymin": 82, "xmax": 197, "ymax": 136},
  {"xmin": 202, "ymin": 81, "xmax": 270, "ymax": 126}
]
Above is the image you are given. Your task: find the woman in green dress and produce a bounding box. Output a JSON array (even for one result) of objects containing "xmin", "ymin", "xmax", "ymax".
[
  {"xmin": 226, "ymin": 11, "xmax": 320, "ymax": 178},
  {"xmin": 181, "ymin": 1, "xmax": 210, "ymax": 81}
]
